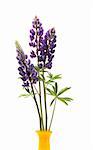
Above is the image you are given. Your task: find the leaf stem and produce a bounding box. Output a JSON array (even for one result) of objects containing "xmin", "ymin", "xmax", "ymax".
[{"xmin": 49, "ymin": 99, "xmax": 56, "ymax": 130}]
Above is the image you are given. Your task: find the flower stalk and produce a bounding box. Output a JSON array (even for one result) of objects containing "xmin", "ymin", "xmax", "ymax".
[
  {"xmin": 42, "ymin": 69, "xmax": 48, "ymax": 130},
  {"xmin": 31, "ymin": 83, "xmax": 41, "ymax": 129},
  {"xmin": 49, "ymin": 99, "xmax": 56, "ymax": 130},
  {"xmin": 38, "ymin": 80, "xmax": 44, "ymax": 130}
]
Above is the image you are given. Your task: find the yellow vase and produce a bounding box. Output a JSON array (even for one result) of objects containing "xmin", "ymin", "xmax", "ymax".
[{"xmin": 36, "ymin": 131, "xmax": 52, "ymax": 150}]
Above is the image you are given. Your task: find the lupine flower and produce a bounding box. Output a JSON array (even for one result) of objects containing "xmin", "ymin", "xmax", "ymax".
[
  {"xmin": 29, "ymin": 16, "xmax": 56, "ymax": 69},
  {"xmin": 38, "ymin": 28, "xmax": 56, "ymax": 69},
  {"xmin": 16, "ymin": 41, "xmax": 38, "ymax": 92},
  {"xmin": 29, "ymin": 16, "xmax": 44, "ymax": 58},
  {"xmin": 30, "ymin": 50, "xmax": 36, "ymax": 58}
]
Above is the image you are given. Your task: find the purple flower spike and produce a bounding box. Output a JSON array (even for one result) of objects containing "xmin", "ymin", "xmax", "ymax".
[
  {"xmin": 37, "ymin": 27, "xmax": 56, "ymax": 69},
  {"xmin": 16, "ymin": 41, "xmax": 38, "ymax": 91},
  {"xmin": 29, "ymin": 16, "xmax": 44, "ymax": 61}
]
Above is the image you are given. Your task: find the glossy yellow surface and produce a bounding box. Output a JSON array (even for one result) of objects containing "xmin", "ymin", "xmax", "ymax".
[{"xmin": 36, "ymin": 131, "xmax": 52, "ymax": 150}]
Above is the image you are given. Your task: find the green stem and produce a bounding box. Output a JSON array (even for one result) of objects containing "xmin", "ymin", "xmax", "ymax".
[
  {"xmin": 33, "ymin": 84, "xmax": 44, "ymax": 130},
  {"xmin": 31, "ymin": 83, "xmax": 41, "ymax": 130},
  {"xmin": 39, "ymin": 80, "xmax": 44, "ymax": 130},
  {"xmin": 49, "ymin": 99, "xmax": 56, "ymax": 130},
  {"xmin": 42, "ymin": 70, "xmax": 48, "ymax": 130}
]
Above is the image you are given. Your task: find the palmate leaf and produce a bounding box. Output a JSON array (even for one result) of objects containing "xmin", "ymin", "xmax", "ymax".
[
  {"xmin": 48, "ymin": 83, "xmax": 72, "ymax": 106},
  {"xmin": 58, "ymin": 87, "xmax": 71, "ymax": 96},
  {"xmin": 46, "ymin": 74, "xmax": 62, "ymax": 85},
  {"xmin": 50, "ymin": 97, "xmax": 73, "ymax": 106}
]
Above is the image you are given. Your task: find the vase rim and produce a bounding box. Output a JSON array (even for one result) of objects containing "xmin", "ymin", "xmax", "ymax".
[{"xmin": 36, "ymin": 130, "xmax": 52, "ymax": 135}]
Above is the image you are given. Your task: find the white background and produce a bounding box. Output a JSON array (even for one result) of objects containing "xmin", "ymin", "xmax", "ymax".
[{"xmin": 0, "ymin": 0, "xmax": 91, "ymax": 150}]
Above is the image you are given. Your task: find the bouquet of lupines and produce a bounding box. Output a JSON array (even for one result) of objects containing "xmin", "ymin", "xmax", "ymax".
[{"xmin": 16, "ymin": 16, "xmax": 73, "ymax": 131}]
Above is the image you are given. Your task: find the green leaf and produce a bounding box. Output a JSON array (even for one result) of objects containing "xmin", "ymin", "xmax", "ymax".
[
  {"xmin": 58, "ymin": 87, "xmax": 71, "ymax": 96},
  {"xmin": 52, "ymin": 74, "xmax": 62, "ymax": 80},
  {"xmin": 46, "ymin": 88, "xmax": 55, "ymax": 96},
  {"xmin": 57, "ymin": 97, "xmax": 68, "ymax": 105},
  {"xmin": 46, "ymin": 74, "xmax": 62, "ymax": 86},
  {"xmin": 47, "ymin": 73, "xmax": 62, "ymax": 80},
  {"xmin": 19, "ymin": 93, "xmax": 31, "ymax": 98},
  {"xmin": 60, "ymin": 97, "xmax": 73, "ymax": 101},
  {"xmin": 55, "ymin": 82, "xmax": 58, "ymax": 94},
  {"xmin": 45, "ymin": 80, "xmax": 54, "ymax": 84},
  {"xmin": 57, "ymin": 97, "xmax": 73, "ymax": 105},
  {"xmin": 47, "ymin": 73, "xmax": 53, "ymax": 78},
  {"xmin": 51, "ymin": 82, "xmax": 58, "ymax": 94},
  {"xmin": 52, "ymin": 85, "xmax": 56, "ymax": 92}
]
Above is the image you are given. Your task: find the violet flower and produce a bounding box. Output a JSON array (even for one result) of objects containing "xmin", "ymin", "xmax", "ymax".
[
  {"xmin": 38, "ymin": 28, "xmax": 56, "ymax": 69},
  {"xmin": 16, "ymin": 41, "xmax": 38, "ymax": 92},
  {"xmin": 29, "ymin": 16, "xmax": 56, "ymax": 69},
  {"xmin": 29, "ymin": 16, "xmax": 44, "ymax": 59}
]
